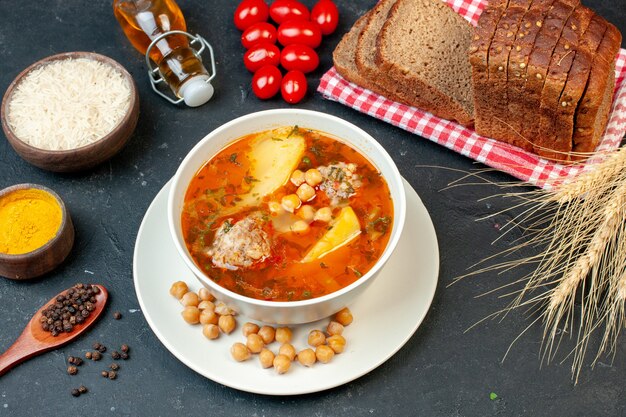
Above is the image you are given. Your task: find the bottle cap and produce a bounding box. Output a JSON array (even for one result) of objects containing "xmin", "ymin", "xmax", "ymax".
[{"xmin": 179, "ymin": 76, "xmax": 214, "ymax": 107}]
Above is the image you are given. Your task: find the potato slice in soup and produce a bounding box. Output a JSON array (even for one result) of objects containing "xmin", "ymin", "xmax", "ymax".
[
  {"xmin": 225, "ymin": 130, "xmax": 306, "ymax": 214},
  {"xmin": 302, "ymin": 206, "xmax": 361, "ymax": 263}
]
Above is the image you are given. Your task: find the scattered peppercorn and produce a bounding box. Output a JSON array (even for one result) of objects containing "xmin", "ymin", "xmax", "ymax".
[
  {"xmin": 108, "ymin": 371, "xmax": 117, "ymax": 380},
  {"xmin": 85, "ymin": 351, "xmax": 92, "ymax": 360},
  {"xmin": 91, "ymin": 351, "xmax": 102, "ymax": 361},
  {"xmin": 78, "ymin": 386, "xmax": 88, "ymax": 394},
  {"xmin": 67, "ymin": 366, "xmax": 78, "ymax": 375},
  {"xmin": 110, "ymin": 363, "xmax": 120, "ymax": 371},
  {"xmin": 40, "ymin": 284, "xmax": 100, "ymax": 336},
  {"xmin": 120, "ymin": 352, "xmax": 129, "ymax": 360},
  {"xmin": 92, "ymin": 342, "xmax": 102, "ymax": 350},
  {"xmin": 97, "ymin": 344, "xmax": 107, "ymax": 353},
  {"xmin": 120, "ymin": 344, "xmax": 129, "ymax": 353},
  {"xmin": 111, "ymin": 351, "xmax": 121, "ymax": 360},
  {"xmin": 101, "ymin": 371, "xmax": 109, "ymax": 378},
  {"xmin": 113, "ymin": 311, "xmax": 122, "ymax": 320},
  {"xmin": 71, "ymin": 388, "xmax": 81, "ymax": 397},
  {"xmin": 68, "ymin": 356, "xmax": 83, "ymax": 366}
]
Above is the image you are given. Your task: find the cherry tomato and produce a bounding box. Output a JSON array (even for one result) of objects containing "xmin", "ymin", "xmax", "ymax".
[
  {"xmin": 277, "ymin": 20, "xmax": 322, "ymax": 49},
  {"xmin": 243, "ymin": 42, "xmax": 280, "ymax": 73},
  {"xmin": 281, "ymin": 70, "xmax": 307, "ymax": 104},
  {"xmin": 234, "ymin": 0, "xmax": 270, "ymax": 31},
  {"xmin": 269, "ymin": 0, "xmax": 310, "ymax": 24},
  {"xmin": 280, "ymin": 44, "xmax": 319, "ymax": 73},
  {"xmin": 241, "ymin": 22, "xmax": 277, "ymax": 49},
  {"xmin": 252, "ymin": 65, "xmax": 282, "ymax": 99},
  {"xmin": 311, "ymin": 0, "xmax": 339, "ymax": 35}
]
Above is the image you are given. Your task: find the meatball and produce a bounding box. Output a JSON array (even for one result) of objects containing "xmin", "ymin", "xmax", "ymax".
[
  {"xmin": 207, "ymin": 212, "xmax": 271, "ymax": 270},
  {"xmin": 318, "ymin": 162, "xmax": 362, "ymax": 205}
]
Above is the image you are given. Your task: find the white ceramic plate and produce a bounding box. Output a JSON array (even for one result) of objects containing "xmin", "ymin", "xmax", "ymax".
[{"xmin": 133, "ymin": 178, "xmax": 439, "ymax": 395}]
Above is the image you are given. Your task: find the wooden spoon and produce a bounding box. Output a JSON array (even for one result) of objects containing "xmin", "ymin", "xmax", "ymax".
[{"xmin": 0, "ymin": 284, "xmax": 108, "ymax": 376}]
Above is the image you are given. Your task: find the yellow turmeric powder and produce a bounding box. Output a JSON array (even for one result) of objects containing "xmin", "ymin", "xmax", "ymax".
[{"xmin": 0, "ymin": 188, "xmax": 62, "ymax": 255}]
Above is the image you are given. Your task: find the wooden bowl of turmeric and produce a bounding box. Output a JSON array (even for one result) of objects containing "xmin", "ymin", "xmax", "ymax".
[{"xmin": 0, "ymin": 184, "xmax": 74, "ymax": 280}]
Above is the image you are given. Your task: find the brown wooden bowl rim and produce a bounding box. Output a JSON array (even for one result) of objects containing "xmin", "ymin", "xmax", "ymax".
[
  {"xmin": 0, "ymin": 51, "xmax": 138, "ymax": 156},
  {"xmin": 0, "ymin": 183, "xmax": 72, "ymax": 261}
]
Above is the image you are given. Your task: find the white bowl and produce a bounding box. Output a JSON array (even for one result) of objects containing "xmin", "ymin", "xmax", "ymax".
[{"xmin": 168, "ymin": 109, "xmax": 406, "ymax": 324}]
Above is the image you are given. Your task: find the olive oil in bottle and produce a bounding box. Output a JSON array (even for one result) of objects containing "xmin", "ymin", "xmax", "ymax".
[{"xmin": 113, "ymin": 0, "xmax": 215, "ymax": 106}]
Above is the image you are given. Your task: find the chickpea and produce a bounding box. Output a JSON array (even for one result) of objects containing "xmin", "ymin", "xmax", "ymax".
[
  {"xmin": 258, "ymin": 326, "xmax": 276, "ymax": 344},
  {"xmin": 242, "ymin": 322, "xmax": 260, "ymax": 337},
  {"xmin": 279, "ymin": 343, "xmax": 296, "ymax": 361},
  {"xmin": 315, "ymin": 345, "xmax": 335, "ymax": 364},
  {"xmin": 273, "ymin": 354, "xmax": 291, "ymax": 374},
  {"xmin": 334, "ymin": 307, "xmax": 353, "ymax": 326},
  {"xmin": 290, "ymin": 169, "xmax": 305, "ymax": 186},
  {"xmin": 202, "ymin": 324, "xmax": 219, "ymax": 340},
  {"xmin": 246, "ymin": 333, "xmax": 265, "ymax": 354},
  {"xmin": 307, "ymin": 330, "xmax": 326, "ymax": 347},
  {"xmin": 259, "ymin": 348, "xmax": 275, "ymax": 369},
  {"xmin": 305, "ymin": 168, "xmax": 323, "ymax": 187},
  {"xmin": 198, "ymin": 300, "xmax": 215, "ymax": 311},
  {"xmin": 218, "ymin": 314, "xmax": 236, "ymax": 334},
  {"xmin": 275, "ymin": 327, "xmax": 292, "ymax": 344},
  {"xmin": 281, "ymin": 194, "xmax": 301, "ymax": 213},
  {"xmin": 296, "ymin": 183, "xmax": 316, "ymax": 202},
  {"xmin": 327, "ymin": 335, "xmax": 346, "ymax": 353},
  {"xmin": 296, "ymin": 204, "xmax": 315, "ymax": 222},
  {"xmin": 198, "ymin": 287, "xmax": 215, "ymax": 302},
  {"xmin": 215, "ymin": 301, "xmax": 235, "ymax": 316},
  {"xmin": 268, "ymin": 201, "xmax": 283, "ymax": 214},
  {"xmin": 230, "ymin": 343, "xmax": 251, "ymax": 362},
  {"xmin": 297, "ymin": 348, "xmax": 316, "ymax": 367},
  {"xmin": 199, "ymin": 309, "xmax": 219, "ymax": 325},
  {"xmin": 290, "ymin": 220, "xmax": 310, "ymax": 234},
  {"xmin": 326, "ymin": 321, "xmax": 344, "ymax": 336},
  {"xmin": 169, "ymin": 281, "xmax": 189, "ymax": 299},
  {"xmin": 314, "ymin": 207, "xmax": 332, "ymax": 222},
  {"xmin": 181, "ymin": 306, "xmax": 201, "ymax": 324},
  {"xmin": 180, "ymin": 291, "xmax": 199, "ymax": 307}
]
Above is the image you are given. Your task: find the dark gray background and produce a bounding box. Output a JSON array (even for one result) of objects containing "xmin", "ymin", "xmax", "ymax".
[{"xmin": 1, "ymin": 0, "xmax": 625, "ymax": 416}]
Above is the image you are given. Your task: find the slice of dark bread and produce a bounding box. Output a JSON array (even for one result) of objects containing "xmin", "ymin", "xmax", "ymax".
[
  {"xmin": 485, "ymin": 0, "xmax": 533, "ymax": 148},
  {"xmin": 534, "ymin": 5, "xmax": 594, "ymax": 159},
  {"xmin": 572, "ymin": 22, "xmax": 621, "ymax": 155},
  {"xmin": 521, "ymin": 0, "xmax": 580, "ymax": 148},
  {"xmin": 552, "ymin": 14, "xmax": 606, "ymax": 159},
  {"xmin": 333, "ymin": 13, "xmax": 375, "ymax": 89},
  {"xmin": 505, "ymin": 0, "xmax": 556, "ymax": 147},
  {"xmin": 376, "ymin": 0, "xmax": 475, "ymax": 126},
  {"xmin": 471, "ymin": 0, "xmax": 510, "ymax": 136},
  {"xmin": 352, "ymin": 0, "xmax": 435, "ymax": 111}
]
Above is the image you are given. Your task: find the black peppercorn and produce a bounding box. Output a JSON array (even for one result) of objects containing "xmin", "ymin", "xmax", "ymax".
[
  {"xmin": 113, "ymin": 311, "xmax": 122, "ymax": 320},
  {"xmin": 111, "ymin": 351, "xmax": 121, "ymax": 360},
  {"xmin": 108, "ymin": 371, "xmax": 117, "ymax": 380},
  {"xmin": 78, "ymin": 386, "xmax": 88, "ymax": 394},
  {"xmin": 91, "ymin": 351, "xmax": 102, "ymax": 361},
  {"xmin": 97, "ymin": 345, "xmax": 107, "ymax": 353},
  {"xmin": 101, "ymin": 371, "xmax": 109, "ymax": 378},
  {"xmin": 67, "ymin": 366, "xmax": 78, "ymax": 375},
  {"xmin": 120, "ymin": 344, "xmax": 129, "ymax": 353},
  {"xmin": 110, "ymin": 363, "xmax": 120, "ymax": 371},
  {"xmin": 92, "ymin": 342, "xmax": 101, "ymax": 350},
  {"xmin": 120, "ymin": 352, "xmax": 129, "ymax": 360},
  {"xmin": 85, "ymin": 351, "xmax": 92, "ymax": 360},
  {"xmin": 71, "ymin": 388, "xmax": 80, "ymax": 397}
]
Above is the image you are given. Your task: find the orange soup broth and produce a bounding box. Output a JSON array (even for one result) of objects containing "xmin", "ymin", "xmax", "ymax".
[{"xmin": 182, "ymin": 128, "xmax": 393, "ymax": 301}]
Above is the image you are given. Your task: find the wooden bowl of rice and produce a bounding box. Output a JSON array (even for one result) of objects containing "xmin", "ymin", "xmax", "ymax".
[{"xmin": 1, "ymin": 51, "xmax": 139, "ymax": 172}]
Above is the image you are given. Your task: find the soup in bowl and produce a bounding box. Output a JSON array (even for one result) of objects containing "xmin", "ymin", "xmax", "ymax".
[{"xmin": 168, "ymin": 110, "xmax": 406, "ymax": 324}]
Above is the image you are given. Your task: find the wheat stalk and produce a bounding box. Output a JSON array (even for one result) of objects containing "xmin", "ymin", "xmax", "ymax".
[{"xmin": 454, "ymin": 144, "xmax": 626, "ymax": 382}]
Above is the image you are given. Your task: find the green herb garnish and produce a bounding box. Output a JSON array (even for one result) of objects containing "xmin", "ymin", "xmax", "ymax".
[{"xmin": 489, "ymin": 392, "xmax": 498, "ymax": 401}]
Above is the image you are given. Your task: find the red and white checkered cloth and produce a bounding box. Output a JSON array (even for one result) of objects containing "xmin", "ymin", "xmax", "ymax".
[{"xmin": 318, "ymin": 0, "xmax": 626, "ymax": 188}]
